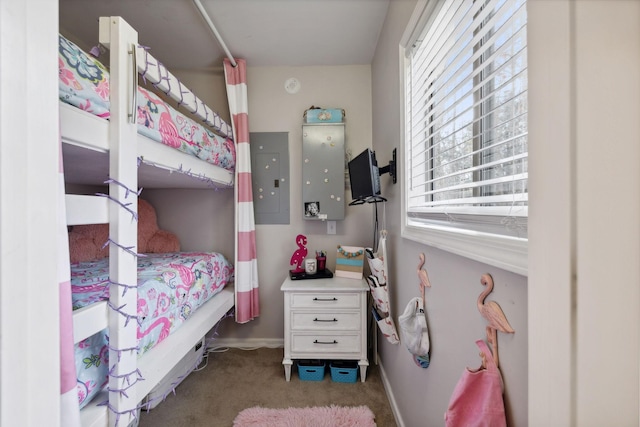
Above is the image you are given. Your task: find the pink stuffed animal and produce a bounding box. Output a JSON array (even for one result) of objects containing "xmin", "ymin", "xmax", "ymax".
[{"xmin": 68, "ymin": 198, "xmax": 180, "ymax": 263}]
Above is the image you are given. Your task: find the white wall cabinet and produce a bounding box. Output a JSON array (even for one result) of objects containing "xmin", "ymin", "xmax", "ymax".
[{"xmin": 301, "ymin": 123, "xmax": 345, "ymax": 220}]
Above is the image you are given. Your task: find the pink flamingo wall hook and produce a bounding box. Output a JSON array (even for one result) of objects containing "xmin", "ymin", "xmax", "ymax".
[
  {"xmin": 289, "ymin": 234, "xmax": 308, "ymax": 273},
  {"xmin": 477, "ymin": 273, "xmax": 514, "ymax": 368}
]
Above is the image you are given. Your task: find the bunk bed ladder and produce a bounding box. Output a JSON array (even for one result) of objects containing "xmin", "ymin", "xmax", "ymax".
[
  {"xmin": 64, "ymin": 17, "xmax": 140, "ymax": 427},
  {"xmin": 99, "ymin": 16, "xmax": 140, "ymax": 427}
]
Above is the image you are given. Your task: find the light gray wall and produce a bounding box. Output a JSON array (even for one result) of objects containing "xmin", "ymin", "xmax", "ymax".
[
  {"xmin": 370, "ymin": 1, "xmax": 528, "ymax": 426},
  {"xmin": 161, "ymin": 8, "xmax": 528, "ymax": 425},
  {"xmin": 142, "ymin": 188, "xmax": 235, "ymax": 260},
  {"xmin": 222, "ymin": 64, "xmax": 377, "ymax": 340},
  {"xmin": 118, "ymin": 2, "xmax": 640, "ymax": 426},
  {"xmin": 157, "ymin": 64, "xmax": 377, "ymax": 341}
]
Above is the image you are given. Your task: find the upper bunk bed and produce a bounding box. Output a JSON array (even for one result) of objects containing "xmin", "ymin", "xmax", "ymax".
[
  {"xmin": 59, "ymin": 22, "xmax": 235, "ymax": 191},
  {"xmin": 59, "ymin": 16, "xmax": 238, "ymax": 427}
]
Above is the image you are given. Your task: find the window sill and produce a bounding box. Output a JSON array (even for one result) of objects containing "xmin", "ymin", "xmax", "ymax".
[{"xmin": 402, "ymin": 223, "xmax": 528, "ymax": 276}]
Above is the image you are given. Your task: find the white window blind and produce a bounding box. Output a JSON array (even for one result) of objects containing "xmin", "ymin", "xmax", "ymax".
[{"xmin": 405, "ymin": 0, "xmax": 528, "ymax": 239}]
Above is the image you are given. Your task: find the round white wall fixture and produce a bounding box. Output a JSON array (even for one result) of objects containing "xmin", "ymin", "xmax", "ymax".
[{"xmin": 284, "ymin": 77, "xmax": 301, "ymax": 94}]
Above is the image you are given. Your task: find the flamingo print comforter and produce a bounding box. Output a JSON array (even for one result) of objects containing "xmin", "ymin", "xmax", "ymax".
[
  {"xmin": 71, "ymin": 252, "xmax": 233, "ymax": 408},
  {"xmin": 58, "ymin": 34, "xmax": 235, "ymax": 171}
]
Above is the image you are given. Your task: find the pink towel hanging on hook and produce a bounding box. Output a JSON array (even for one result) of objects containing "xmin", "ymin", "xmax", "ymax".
[{"xmin": 444, "ymin": 340, "xmax": 507, "ymax": 427}]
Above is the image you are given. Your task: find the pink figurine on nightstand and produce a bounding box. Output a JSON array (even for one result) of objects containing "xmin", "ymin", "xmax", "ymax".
[{"xmin": 289, "ymin": 234, "xmax": 308, "ymax": 273}]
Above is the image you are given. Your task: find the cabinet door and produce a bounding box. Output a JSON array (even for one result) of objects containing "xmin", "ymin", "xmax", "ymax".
[{"xmin": 302, "ymin": 124, "xmax": 345, "ymax": 220}]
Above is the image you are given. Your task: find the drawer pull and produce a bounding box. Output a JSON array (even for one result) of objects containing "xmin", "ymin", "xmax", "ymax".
[
  {"xmin": 314, "ymin": 339, "xmax": 338, "ymax": 345},
  {"xmin": 313, "ymin": 297, "xmax": 338, "ymax": 302},
  {"xmin": 313, "ymin": 318, "xmax": 338, "ymax": 322}
]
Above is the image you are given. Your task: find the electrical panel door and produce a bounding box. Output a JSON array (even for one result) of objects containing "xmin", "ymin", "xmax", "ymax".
[{"xmin": 250, "ymin": 132, "xmax": 290, "ymax": 224}]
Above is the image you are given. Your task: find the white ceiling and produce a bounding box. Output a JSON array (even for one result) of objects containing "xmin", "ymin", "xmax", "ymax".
[{"xmin": 59, "ymin": 0, "xmax": 390, "ymax": 70}]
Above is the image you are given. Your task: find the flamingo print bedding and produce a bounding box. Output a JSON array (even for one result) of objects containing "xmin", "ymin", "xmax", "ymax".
[
  {"xmin": 75, "ymin": 329, "xmax": 108, "ymax": 409},
  {"xmin": 58, "ymin": 34, "xmax": 235, "ymax": 171},
  {"xmin": 71, "ymin": 252, "xmax": 233, "ymax": 408}
]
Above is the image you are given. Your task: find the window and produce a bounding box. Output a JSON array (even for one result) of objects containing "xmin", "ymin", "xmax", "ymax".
[{"xmin": 401, "ymin": 0, "xmax": 528, "ymax": 275}]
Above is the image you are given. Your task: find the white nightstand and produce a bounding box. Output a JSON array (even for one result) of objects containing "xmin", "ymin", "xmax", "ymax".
[{"xmin": 281, "ymin": 275, "xmax": 369, "ymax": 382}]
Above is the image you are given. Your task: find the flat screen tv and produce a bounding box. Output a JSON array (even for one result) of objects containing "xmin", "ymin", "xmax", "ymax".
[{"xmin": 348, "ymin": 148, "xmax": 381, "ymax": 202}]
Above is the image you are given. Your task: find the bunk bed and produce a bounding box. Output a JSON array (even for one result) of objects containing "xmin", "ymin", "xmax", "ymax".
[{"xmin": 60, "ymin": 17, "xmax": 237, "ymax": 426}]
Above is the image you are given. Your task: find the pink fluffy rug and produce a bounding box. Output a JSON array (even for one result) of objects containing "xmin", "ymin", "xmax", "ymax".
[{"xmin": 233, "ymin": 405, "xmax": 376, "ymax": 426}]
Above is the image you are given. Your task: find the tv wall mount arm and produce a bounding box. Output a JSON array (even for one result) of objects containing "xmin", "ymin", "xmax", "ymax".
[{"xmin": 378, "ymin": 148, "xmax": 397, "ymax": 184}]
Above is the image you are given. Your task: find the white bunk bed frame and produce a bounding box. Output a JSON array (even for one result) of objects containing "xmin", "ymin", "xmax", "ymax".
[{"xmin": 62, "ymin": 17, "xmax": 235, "ymax": 427}]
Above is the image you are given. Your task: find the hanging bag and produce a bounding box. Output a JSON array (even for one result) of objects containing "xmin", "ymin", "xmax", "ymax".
[
  {"xmin": 398, "ymin": 297, "xmax": 430, "ymax": 368},
  {"xmin": 444, "ymin": 340, "xmax": 507, "ymax": 427},
  {"xmin": 366, "ymin": 231, "xmax": 399, "ymax": 344}
]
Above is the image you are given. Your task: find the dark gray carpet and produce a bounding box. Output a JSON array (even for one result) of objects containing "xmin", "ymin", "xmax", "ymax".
[{"xmin": 138, "ymin": 347, "xmax": 397, "ymax": 427}]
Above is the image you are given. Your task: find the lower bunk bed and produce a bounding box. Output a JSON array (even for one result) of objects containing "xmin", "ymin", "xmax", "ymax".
[
  {"xmin": 76, "ymin": 286, "xmax": 234, "ymax": 427},
  {"xmin": 77, "ymin": 295, "xmax": 234, "ymax": 426},
  {"xmin": 73, "ymin": 252, "xmax": 234, "ymax": 414},
  {"xmin": 66, "ymin": 197, "xmax": 235, "ymax": 427}
]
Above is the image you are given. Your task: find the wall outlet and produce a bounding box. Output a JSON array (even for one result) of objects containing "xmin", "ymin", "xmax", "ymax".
[{"xmin": 327, "ymin": 221, "xmax": 336, "ymax": 235}]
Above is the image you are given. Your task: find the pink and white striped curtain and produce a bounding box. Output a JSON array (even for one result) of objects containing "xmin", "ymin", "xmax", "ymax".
[
  {"xmin": 224, "ymin": 58, "xmax": 259, "ymax": 323},
  {"xmin": 58, "ymin": 138, "xmax": 81, "ymax": 426}
]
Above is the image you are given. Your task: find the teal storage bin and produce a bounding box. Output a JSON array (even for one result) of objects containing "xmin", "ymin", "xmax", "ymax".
[
  {"xmin": 304, "ymin": 108, "xmax": 345, "ymax": 123},
  {"xmin": 330, "ymin": 361, "xmax": 358, "ymax": 383},
  {"xmin": 297, "ymin": 360, "xmax": 326, "ymax": 381}
]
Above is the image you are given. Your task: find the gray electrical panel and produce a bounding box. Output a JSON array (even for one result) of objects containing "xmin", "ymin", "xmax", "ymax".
[
  {"xmin": 302, "ymin": 123, "xmax": 345, "ymax": 220},
  {"xmin": 250, "ymin": 132, "xmax": 290, "ymax": 224}
]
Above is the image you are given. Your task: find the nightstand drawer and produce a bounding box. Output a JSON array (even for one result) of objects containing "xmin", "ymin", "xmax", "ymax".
[
  {"xmin": 291, "ymin": 311, "xmax": 361, "ymax": 331},
  {"xmin": 291, "ymin": 333, "xmax": 361, "ymax": 354},
  {"xmin": 290, "ymin": 292, "xmax": 360, "ymax": 309}
]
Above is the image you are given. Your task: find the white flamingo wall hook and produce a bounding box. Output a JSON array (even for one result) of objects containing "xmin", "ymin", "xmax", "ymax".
[{"xmin": 477, "ymin": 273, "xmax": 514, "ymax": 368}]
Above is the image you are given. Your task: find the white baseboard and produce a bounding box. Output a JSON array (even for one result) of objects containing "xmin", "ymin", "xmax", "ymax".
[
  {"xmin": 206, "ymin": 337, "xmax": 284, "ymax": 350},
  {"xmin": 377, "ymin": 354, "xmax": 405, "ymax": 427}
]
